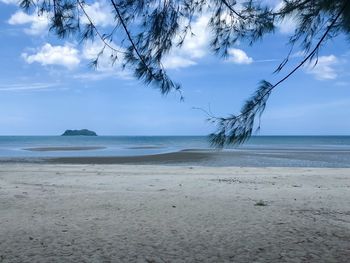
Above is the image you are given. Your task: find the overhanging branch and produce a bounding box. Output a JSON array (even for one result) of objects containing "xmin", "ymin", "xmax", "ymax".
[
  {"xmin": 77, "ymin": 0, "xmax": 125, "ymax": 55},
  {"xmin": 210, "ymin": 2, "xmax": 347, "ymax": 147}
]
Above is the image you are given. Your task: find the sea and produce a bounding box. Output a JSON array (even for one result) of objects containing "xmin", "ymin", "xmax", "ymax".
[{"xmin": 1, "ymin": 136, "xmax": 350, "ymax": 167}]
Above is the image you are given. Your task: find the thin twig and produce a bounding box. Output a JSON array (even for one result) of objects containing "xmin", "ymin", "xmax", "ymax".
[
  {"xmin": 110, "ymin": 0, "xmax": 157, "ymax": 79},
  {"xmin": 218, "ymin": 3, "xmax": 347, "ymax": 122},
  {"xmin": 221, "ymin": 0, "xmax": 245, "ymax": 19},
  {"xmin": 77, "ymin": 0, "xmax": 125, "ymax": 55}
]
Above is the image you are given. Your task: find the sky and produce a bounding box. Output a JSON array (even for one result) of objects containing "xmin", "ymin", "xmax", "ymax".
[{"xmin": 0, "ymin": 0, "xmax": 350, "ymax": 136}]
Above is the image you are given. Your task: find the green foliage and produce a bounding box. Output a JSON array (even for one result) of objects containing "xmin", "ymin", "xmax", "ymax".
[
  {"xmin": 19, "ymin": 0, "xmax": 350, "ymax": 146},
  {"xmin": 61, "ymin": 129, "xmax": 97, "ymax": 136},
  {"xmin": 210, "ymin": 80, "xmax": 273, "ymax": 147}
]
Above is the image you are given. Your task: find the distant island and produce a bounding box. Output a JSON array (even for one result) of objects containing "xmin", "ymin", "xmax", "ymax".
[{"xmin": 61, "ymin": 129, "xmax": 97, "ymax": 136}]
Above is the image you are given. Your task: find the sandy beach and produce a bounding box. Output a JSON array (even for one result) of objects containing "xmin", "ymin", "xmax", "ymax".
[{"xmin": 1, "ymin": 164, "xmax": 349, "ymax": 262}]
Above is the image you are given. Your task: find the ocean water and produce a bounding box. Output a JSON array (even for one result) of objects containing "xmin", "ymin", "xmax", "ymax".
[
  {"xmin": 0, "ymin": 136, "xmax": 206, "ymax": 158},
  {"xmin": 0, "ymin": 135, "xmax": 350, "ymax": 158}
]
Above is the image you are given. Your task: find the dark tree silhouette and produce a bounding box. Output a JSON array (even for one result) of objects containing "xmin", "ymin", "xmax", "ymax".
[{"xmin": 19, "ymin": 0, "xmax": 350, "ymax": 146}]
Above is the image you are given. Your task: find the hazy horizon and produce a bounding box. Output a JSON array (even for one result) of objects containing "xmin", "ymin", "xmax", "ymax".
[{"xmin": 1, "ymin": 133, "xmax": 350, "ymax": 137}]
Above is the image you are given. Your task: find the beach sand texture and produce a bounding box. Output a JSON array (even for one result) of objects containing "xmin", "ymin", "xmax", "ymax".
[{"xmin": 1, "ymin": 164, "xmax": 350, "ymax": 262}]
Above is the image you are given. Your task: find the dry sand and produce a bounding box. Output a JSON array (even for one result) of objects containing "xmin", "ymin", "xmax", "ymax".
[{"xmin": 0, "ymin": 164, "xmax": 350, "ymax": 262}]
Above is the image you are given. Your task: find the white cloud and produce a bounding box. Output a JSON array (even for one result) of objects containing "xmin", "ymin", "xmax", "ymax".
[
  {"xmin": 8, "ymin": 11, "xmax": 49, "ymax": 36},
  {"xmin": 181, "ymin": 15, "xmax": 209, "ymax": 59},
  {"xmin": 7, "ymin": 1, "xmax": 112, "ymax": 36},
  {"xmin": 73, "ymin": 71, "xmax": 131, "ymax": 81},
  {"xmin": 22, "ymin": 43, "xmax": 80, "ymax": 69},
  {"xmin": 81, "ymin": 1, "xmax": 114, "ymax": 27},
  {"xmin": 270, "ymin": 1, "xmax": 297, "ymax": 34},
  {"xmin": 162, "ymin": 14, "xmax": 210, "ymax": 69},
  {"xmin": 78, "ymin": 40, "xmax": 131, "ymax": 80},
  {"xmin": 227, "ymin": 48, "xmax": 253, "ymax": 64},
  {"xmin": 82, "ymin": 40, "xmax": 120, "ymax": 71},
  {"xmin": 81, "ymin": 40, "xmax": 107, "ymax": 61},
  {"xmin": 0, "ymin": 83, "xmax": 58, "ymax": 92},
  {"xmin": 305, "ymin": 55, "xmax": 338, "ymax": 80},
  {"xmin": 20, "ymin": 39, "xmax": 131, "ymax": 79},
  {"xmin": 162, "ymin": 56, "xmax": 197, "ymax": 69},
  {"xmin": 277, "ymin": 17, "xmax": 297, "ymax": 34},
  {"xmin": 0, "ymin": 0, "xmax": 18, "ymax": 4}
]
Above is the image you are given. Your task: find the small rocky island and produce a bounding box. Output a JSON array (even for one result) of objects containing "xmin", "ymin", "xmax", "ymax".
[{"xmin": 61, "ymin": 129, "xmax": 97, "ymax": 136}]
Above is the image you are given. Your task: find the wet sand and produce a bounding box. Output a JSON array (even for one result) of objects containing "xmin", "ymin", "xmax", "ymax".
[
  {"xmin": 3, "ymin": 148, "xmax": 350, "ymax": 168},
  {"xmin": 0, "ymin": 164, "xmax": 350, "ymax": 262},
  {"xmin": 46, "ymin": 149, "xmax": 350, "ymax": 167},
  {"xmin": 125, "ymin": 146, "xmax": 165, "ymax": 149},
  {"xmin": 48, "ymin": 151, "xmax": 212, "ymax": 164},
  {"xmin": 24, "ymin": 146, "xmax": 106, "ymax": 152}
]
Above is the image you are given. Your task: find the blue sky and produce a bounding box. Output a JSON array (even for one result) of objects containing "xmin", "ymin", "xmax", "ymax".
[{"xmin": 0, "ymin": 0, "xmax": 350, "ymax": 136}]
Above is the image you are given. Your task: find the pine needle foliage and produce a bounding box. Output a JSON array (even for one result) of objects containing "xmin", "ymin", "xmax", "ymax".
[{"xmin": 19, "ymin": 0, "xmax": 350, "ymax": 147}]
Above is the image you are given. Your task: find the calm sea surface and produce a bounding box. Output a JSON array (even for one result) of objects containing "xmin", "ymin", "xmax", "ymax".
[{"xmin": 0, "ymin": 136, "xmax": 350, "ymax": 158}]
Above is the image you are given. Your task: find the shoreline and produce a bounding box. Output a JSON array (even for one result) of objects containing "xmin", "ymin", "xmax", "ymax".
[
  {"xmin": 23, "ymin": 146, "xmax": 106, "ymax": 152},
  {"xmin": 1, "ymin": 148, "xmax": 350, "ymax": 167}
]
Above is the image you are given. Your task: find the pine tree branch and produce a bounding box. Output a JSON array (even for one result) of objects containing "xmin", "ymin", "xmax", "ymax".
[
  {"xmin": 210, "ymin": 2, "xmax": 347, "ymax": 146},
  {"xmin": 77, "ymin": 0, "xmax": 125, "ymax": 54},
  {"xmin": 109, "ymin": 0, "xmax": 181, "ymax": 96},
  {"xmin": 220, "ymin": 0, "xmax": 245, "ymax": 19},
  {"xmin": 237, "ymin": 3, "xmax": 345, "ymax": 118},
  {"xmin": 109, "ymin": 0, "xmax": 156, "ymax": 79},
  {"xmin": 271, "ymin": 0, "xmax": 313, "ymax": 17}
]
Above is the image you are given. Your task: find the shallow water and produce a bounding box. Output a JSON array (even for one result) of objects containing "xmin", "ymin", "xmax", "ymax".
[
  {"xmin": 0, "ymin": 136, "xmax": 207, "ymax": 157},
  {"xmin": 1, "ymin": 135, "xmax": 350, "ymax": 157},
  {"xmin": 1, "ymin": 136, "xmax": 350, "ymax": 167}
]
